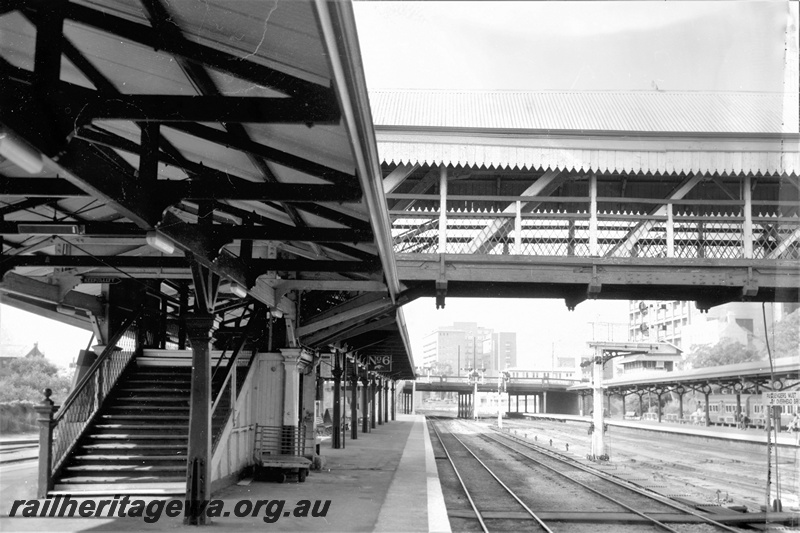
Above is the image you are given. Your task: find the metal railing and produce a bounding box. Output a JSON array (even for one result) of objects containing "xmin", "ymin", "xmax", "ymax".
[
  {"xmin": 210, "ymin": 307, "xmax": 264, "ymax": 450},
  {"xmin": 389, "ymin": 198, "xmax": 800, "ymax": 260},
  {"xmin": 254, "ymin": 424, "xmax": 310, "ymax": 457},
  {"xmin": 50, "ymin": 308, "xmax": 143, "ymax": 475}
]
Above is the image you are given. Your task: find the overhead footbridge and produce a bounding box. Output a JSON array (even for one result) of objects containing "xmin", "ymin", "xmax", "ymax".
[{"xmin": 372, "ymin": 89, "xmax": 800, "ymax": 310}]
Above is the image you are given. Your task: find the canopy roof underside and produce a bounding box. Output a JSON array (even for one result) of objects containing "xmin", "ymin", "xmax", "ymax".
[{"xmin": 0, "ymin": 0, "xmax": 414, "ymax": 378}]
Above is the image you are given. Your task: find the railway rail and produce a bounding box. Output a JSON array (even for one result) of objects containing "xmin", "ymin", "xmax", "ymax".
[
  {"xmin": 498, "ymin": 416, "xmax": 798, "ymax": 511},
  {"xmin": 429, "ymin": 416, "xmax": 750, "ymax": 532}
]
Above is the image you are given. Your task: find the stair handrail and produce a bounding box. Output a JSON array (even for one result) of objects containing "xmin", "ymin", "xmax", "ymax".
[
  {"xmin": 54, "ymin": 307, "xmax": 144, "ymax": 423},
  {"xmin": 49, "ymin": 306, "xmax": 145, "ymax": 477},
  {"xmin": 210, "ymin": 307, "xmax": 264, "ymax": 417}
]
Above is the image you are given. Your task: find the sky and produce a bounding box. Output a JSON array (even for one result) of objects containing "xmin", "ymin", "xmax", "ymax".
[
  {"xmin": 0, "ymin": 303, "xmax": 92, "ymax": 370},
  {"xmin": 0, "ymin": 2, "xmax": 796, "ymax": 372},
  {"xmin": 353, "ymin": 1, "xmax": 792, "ymax": 92}
]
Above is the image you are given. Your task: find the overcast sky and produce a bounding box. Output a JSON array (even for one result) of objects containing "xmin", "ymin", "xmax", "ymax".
[{"xmin": 354, "ymin": 1, "xmax": 793, "ymax": 92}]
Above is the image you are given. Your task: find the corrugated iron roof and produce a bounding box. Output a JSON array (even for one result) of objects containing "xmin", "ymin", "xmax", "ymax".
[
  {"xmin": 375, "ymin": 134, "xmax": 800, "ymax": 176},
  {"xmin": 369, "ymin": 90, "xmax": 795, "ymax": 134}
]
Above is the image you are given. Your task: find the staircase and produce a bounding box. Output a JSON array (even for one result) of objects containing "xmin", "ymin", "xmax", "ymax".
[{"xmin": 51, "ymin": 360, "xmax": 241, "ymax": 496}]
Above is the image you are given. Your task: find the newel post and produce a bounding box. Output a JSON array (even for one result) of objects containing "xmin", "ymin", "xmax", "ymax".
[{"xmin": 36, "ymin": 388, "xmax": 56, "ymax": 498}]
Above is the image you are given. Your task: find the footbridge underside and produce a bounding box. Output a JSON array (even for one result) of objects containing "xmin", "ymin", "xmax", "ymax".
[{"xmin": 397, "ymin": 254, "xmax": 799, "ymax": 310}]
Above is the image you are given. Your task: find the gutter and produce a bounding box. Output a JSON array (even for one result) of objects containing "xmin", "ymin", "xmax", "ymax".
[{"xmin": 314, "ymin": 0, "xmax": 400, "ymax": 305}]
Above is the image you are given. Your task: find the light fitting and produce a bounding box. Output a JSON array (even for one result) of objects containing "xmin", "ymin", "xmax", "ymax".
[
  {"xmin": 145, "ymin": 231, "xmax": 175, "ymax": 254},
  {"xmin": 0, "ymin": 130, "xmax": 43, "ymax": 174}
]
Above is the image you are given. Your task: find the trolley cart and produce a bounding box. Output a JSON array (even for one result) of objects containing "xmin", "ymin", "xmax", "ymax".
[{"xmin": 253, "ymin": 424, "xmax": 312, "ymax": 483}]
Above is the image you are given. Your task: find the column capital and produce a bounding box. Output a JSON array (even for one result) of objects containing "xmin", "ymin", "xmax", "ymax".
[
  {"xmin": 280, "ymin": 347, "xmax": 317, "ymax": 373},
  {"xmin": 256, "ymin": 352, "xmax": 285, "ymax": 364},
  {"xmin": 183, "ymin": 313, "xmax": 214, "ymax": 344}
]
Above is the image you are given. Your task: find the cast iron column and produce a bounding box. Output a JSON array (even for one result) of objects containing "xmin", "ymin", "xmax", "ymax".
[
  {"xmin": 350, "ymin": 373, "xmax": 359, "ymax": 440},
  {"xmin": 371, "ymin": 375, "xmax": 377, "ymax": 429},
  {"xmin": 332, "ymin": 351, "xmax": 342, "ymax": 449},
  {"xmin": 384, "ymin": 378, "xmax": 389, "ymax": 423},
  {"xmin": 184, "ymin": 313, "xmax": 214, "ymax": 525},
  {"xmin": 391, "ymin": 381, "xmax": 396, "ymax": 420},
  {"xmin": 377, "ymin": 378, "xmax": 383, "ymax": 425},
  {"xmin": 361, "ymin": 369, "xmax": 369, "ymax": 434}
]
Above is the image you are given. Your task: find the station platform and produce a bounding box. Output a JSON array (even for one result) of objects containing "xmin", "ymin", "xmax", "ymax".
[
  {"xmin": 0, "ymin": 414, "xmax": 451, "ymax": 532},
  {"xmin": 521, "ymin": 412, "xmax": 800, "ymax": 448}
]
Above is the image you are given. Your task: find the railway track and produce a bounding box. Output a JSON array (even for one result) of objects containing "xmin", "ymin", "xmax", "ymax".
[
  {"xmin": 429, "ymin": 416, "xmax": 746, "ymax": 532},
  {"xmin": 430, "ymin": 416, "xmax": 553, "ymax": 532},
  {"xmin": 498, "ymin": 418, "xmax": 798, "ymax": 510}
]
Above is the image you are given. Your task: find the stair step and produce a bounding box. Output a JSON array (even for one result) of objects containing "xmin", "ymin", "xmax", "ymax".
[
  {"xmin": 125, "ymin": 375, "xmax": 192, "ymax": 386},
  {"xmin": 81, "ymin": 443, "xmax": 187, "ymax": 450},
  {"xmin": 51, "ymin": 482, "xmax": 185, "ymax": 496},
  {"xmin": 91, "ymin": 427, "xmax": 188, "ymax": 436},
  {"xmin": 111, "ymin": 396, "xmax": 189, "ymax": 401},
  {"xmin": 118, "ymin": 388, "xmax": 190, "ymax": 394},
  {"xmin": 65, "ymin": 465, "xmax": 185, "ymax": 473},
  {"xmin": 94, "ymin": 424, "xmax": 189, "ymax": 430},
  {"xmin": 99, "ymin": 415, "xmax": 188, "ymax": 421},
  {"xmin": 57, "ymin": 475, "xmax": 186, "ymax": 484},
  {"xmin": 87, "ymin": 434, "xmax": 187, "ymax": 440},
  {"xmin": 72, "ymin": 455, "xmax": 186, "ymax": 461},
  {"xmin": 106, "ymin": 406, "xmax": 190, "ymax": 411}
]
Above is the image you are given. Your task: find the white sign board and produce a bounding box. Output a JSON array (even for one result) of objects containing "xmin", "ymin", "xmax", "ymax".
[
  {"xmin": 762, "ymin": 391, "xmax": 799, "ymax": 406},
  {"xmin": 367, "ymin": 355, "xmax": 392, "ymax": 371}
]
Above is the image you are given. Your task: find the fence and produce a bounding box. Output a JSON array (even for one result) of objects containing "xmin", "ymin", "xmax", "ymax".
[
  {"xmin": 50, "ymin": 309, "xmax": 142, "ymax": 476},
  {"xmin": 390, "ymin": 199, "xmax": 800, "ymax": 260}
]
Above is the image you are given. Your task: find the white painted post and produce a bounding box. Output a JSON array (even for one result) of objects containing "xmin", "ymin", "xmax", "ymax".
[
  {"xmin": 438, "ymin": 165, "xmax": 447, "ymax": 254},
  {"xmin": 280, "ymin": 349, "xmax": 301, "ymax": 431},
  {"xmin": 666, "ymin": 202, "xmax": 675, "ymax": 258},
  {"xmin": 589, "ymin": 173, "xmax": 598, "ymax": 256},
  {"xmin": 514, "ymin": 200, "xmax": 522, "ymax": 254},
  {"xmin": 473, "ymin": 380, "xmax": 479, "ymax": 420},
  {"xmin": 411, "ymin": 380, "xmax": 416, "ymax": 415},
  {"xmin": 743, "ymin": 175, "xmax": 753, "ymax": 258},
  {"xmin": 592, "ymin": 346, "xmax": 605, "ymax": 459}
]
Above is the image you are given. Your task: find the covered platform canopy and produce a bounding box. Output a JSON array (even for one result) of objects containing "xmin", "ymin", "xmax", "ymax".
[
  {"xmin": 0, "ymin": 0, "xmax": 415, "ymax": 379},
  {"xmin": 570, "ymin": 356, "xmax": 800, "ymax": 395}
]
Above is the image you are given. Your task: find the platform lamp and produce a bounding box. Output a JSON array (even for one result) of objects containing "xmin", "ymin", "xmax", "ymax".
[
  {"xmin": 0, "ymin": 130, "xmax": 43, "ymax": 174},
  {"xmin": 229, "ymin": 283, "xmax": 248, "ymax": 299},
  {"xmin": 145, "ymin": 231, "xmax": 175, "ymax": 254}
]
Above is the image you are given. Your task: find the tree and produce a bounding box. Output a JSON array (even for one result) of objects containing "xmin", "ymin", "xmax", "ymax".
[
  {"xmin": 769, "ymin": 309, "xmax": 800, "ymax": 359},
  {"xmin": 684, "ymin": 339, "xmax": 762, "ymax": 369},
  {"xmin": 0, "ymin": 357, "xmax": 72, "ymax": 403}
]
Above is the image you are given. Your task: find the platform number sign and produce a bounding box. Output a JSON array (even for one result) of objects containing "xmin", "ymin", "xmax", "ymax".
[{"xmin": 367, "ymin": 355, "xmax": 392, "ymax": 371}]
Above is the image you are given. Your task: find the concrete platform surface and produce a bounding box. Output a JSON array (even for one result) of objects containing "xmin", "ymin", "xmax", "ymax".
[{"xmin": 0, "ymin": 414, "xmax": 450, "ymax": 532}]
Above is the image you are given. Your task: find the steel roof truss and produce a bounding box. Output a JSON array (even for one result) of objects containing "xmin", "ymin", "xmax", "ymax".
[{"xmin": 54, "ymin": 1, "xmax": 332, "ymax": 100}]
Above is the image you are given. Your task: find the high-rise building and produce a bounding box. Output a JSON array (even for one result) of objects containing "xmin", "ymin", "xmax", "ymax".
[
  {"xmin": 493, "ymin": 332, "xmax": 517, "ymax": 372},
  {"xmin": 421, "ymin": 322, "xmax": 516, "ymax": 377},
  {"xmin": 628, "ymin": 300, "xmax": 796, "ymax": 352}
]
